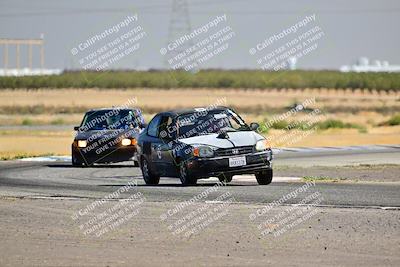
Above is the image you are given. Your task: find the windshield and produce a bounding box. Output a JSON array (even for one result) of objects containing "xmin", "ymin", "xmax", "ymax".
[
  {"xmin": 177, "ymin": 109, "xmax": 248, "ymax": 139},
  {"xmin": 80, "ymin": 109, "xmax": 141, "ymax": 130}
]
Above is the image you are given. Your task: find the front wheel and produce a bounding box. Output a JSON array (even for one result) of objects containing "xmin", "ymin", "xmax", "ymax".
[
  {"xmin": 141, "ymin": 158, "xmax": 160, "ymax": 185},
  {"xmin": 255, "ymin": 169, "xmax": 273, "ymax": 185},
  {"xmin": 72, "ymin": 153, "xmax": 83, "ymax": 167},
  {"xmin": 179, "ymin": 163, "xmax": 197, "ymax": 186}
]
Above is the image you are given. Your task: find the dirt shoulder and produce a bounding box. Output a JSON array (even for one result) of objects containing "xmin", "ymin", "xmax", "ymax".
[{"xmin": 275, "ymin": 164, "xmax": 400, "ymax": 182}]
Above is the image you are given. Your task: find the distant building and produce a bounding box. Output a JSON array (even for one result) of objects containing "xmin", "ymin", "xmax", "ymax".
[
  {"xmin": 0, "ymin": 68, "xmax": 62, "ymax": 76},
  {"xmin": 287, "ymin": 57, "xmax": 297, "ymax": 70},
  {"xmin": 340, "ymin": 57, "xmax": 400, "ymax": 72}
]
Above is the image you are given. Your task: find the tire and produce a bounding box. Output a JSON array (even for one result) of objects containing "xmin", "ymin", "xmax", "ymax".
[
  {"xmin": 179, "ymin": 162, "xmax": 197, "ymax": 186},
  {"xmin": 255, "ymin": 169, "xmax": 273, "ymax": 185},
  {"xmin": 133, "ymin": 152, "xmax": 139, "ymax": 167},
  {"xmin": 141, "ymin": 158, "xmax": 160, "ymax": 185},
  {"xmin": 218, "ymin": 174, "xmax": 233, "ymax": 183},
  {"xmin": 71, "ymin": 153, "xmax": 83, "ymax": 167}
]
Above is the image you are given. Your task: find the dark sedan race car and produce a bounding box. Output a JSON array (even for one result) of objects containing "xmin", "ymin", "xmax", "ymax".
[
  {"xmin": 137, "ymin": 107, "xmax": 273, "ymax": 185},
  {"xmin": 72, "ymin": 108, "xmax": 145, "ymax": 166}
]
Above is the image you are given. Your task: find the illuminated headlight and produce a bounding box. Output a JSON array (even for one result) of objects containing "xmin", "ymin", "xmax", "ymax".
[
  {"xmin": 77, "ymin": 140, "xmax": 87, "ymax": 148},
  {"xmin": 255, "ymin": 139, "xmax": 269, "ymax": 151},
  {"xmin": 193, "ymin": 146, "xmax": 214, "ymax": 157},
  {"xmin": 121, "ymin": 138, "xmax": 132, "ymax": 146}
]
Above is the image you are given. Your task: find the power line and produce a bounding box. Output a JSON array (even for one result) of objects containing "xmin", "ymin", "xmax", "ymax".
[{"xmin": 1, "ymin": 5, "xmax": 400, "ymax": 18}]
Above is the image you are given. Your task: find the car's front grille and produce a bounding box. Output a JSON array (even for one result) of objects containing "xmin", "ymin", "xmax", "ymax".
[{"xmin": 215, "ymin": 146, "xmax": 254, "ymax": 157}]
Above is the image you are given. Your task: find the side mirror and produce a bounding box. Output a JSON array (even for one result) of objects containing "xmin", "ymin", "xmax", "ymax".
[
  {"xmin": 249, "ymin": 122, "xmax": 259, "ymax": 131},
  {"xmin": 74, "ymin": 126, "xmax": 80, "ymax": 131}
]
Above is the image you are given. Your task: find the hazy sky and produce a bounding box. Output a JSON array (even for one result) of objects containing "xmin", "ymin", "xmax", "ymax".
[{"xmin": 0, "ymin": 0, "xmax": 399, "ymax": 70}]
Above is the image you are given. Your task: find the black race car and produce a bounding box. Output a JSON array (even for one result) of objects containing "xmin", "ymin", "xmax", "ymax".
[
  {"xmin": 72, "ymin": 108, "xmax": 145, "ymax": 166},
  {"xmin": 137, "ymin": 107, "xmax": 273, "ymax": 185}
]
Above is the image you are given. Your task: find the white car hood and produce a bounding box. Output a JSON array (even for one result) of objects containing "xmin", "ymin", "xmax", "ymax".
[{"xmin": 178, "ymin": 131, "xmax": 264, "ymax": 148}]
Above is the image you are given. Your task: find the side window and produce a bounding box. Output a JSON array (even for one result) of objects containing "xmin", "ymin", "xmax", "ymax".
[
  {"xmin": 147, "ymin": 115, "xmax": 162, "ymax": 137},
  {"xmin": 158, "ymin": 116, "xmax": 173, "ymax": 139},
  {"xmin": 131, "ymin": 109, "xmax": 145, "ymax": 128}
]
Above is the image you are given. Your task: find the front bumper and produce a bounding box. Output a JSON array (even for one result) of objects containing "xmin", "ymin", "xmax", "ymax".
[
  {"xmin": 72, "ymin": 144, "xmax": 137, "ymax": 164},
  {"xmin": 186, "ymin": 150, "xmax": 272, "ymax": 179}
]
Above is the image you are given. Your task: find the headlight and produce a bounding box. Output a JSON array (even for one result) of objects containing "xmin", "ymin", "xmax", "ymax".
[
  {"xmin": 193, "ymin": 146, "xmax": 214, "ymax": 157},
  {"xmin": 121, "ymin": 138, "xmax": 137, "ymax": 146},
  {"xmin": 77, "ymin": 140, "xmax": 87, "ymax": 148},
  {"xmin": 121, "ymin": 138, "xmax": 131, "ymax": 146},
  {"xmin": 255, "ymin": 139, "xmax": 269, "ymax": 151}
]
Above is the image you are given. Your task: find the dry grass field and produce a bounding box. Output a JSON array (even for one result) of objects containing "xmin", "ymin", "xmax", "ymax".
[
  {"xmin": 1, "ymin": 127, "xmax": 399, "ymax": 159},
  {"xmin": 0, "ymin": 130, "xmax": 71, "ymax": 159},
  {"xmin": 1, "ymin": 88, "xmax": 399, "ymax": 113},
  {"xmin": 0, "ymin": 88, "xmax": 399, "ymax": 158}
]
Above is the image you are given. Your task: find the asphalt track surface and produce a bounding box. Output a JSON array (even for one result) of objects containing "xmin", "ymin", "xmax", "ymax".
[
  {"xmin": 1, "ymin": 145, "xmax": 400, "ymax": 266},
  {"xmin": 1, "ymin": 145, "xmax": 399, "ymax": 208}
]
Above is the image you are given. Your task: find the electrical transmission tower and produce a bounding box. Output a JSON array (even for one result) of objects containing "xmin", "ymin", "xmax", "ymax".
[{"xmin": 165, "ymin": 0, "xmax": 193, "ymax": 69}]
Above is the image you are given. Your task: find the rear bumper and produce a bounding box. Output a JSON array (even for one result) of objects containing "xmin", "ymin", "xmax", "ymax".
[
  {"xmin": 72, "ymin": 145, "xmax": 137, "ymax": 164},
  {"xmin": 186, "ymin": 150, "xmax": 272, "ymax": 179}
]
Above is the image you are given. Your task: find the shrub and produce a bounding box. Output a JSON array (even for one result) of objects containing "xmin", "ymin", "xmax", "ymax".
[
  {"xmin": 386, "ymin": 114, "xmax": 400, "ymax": 126},
  {"xmin": 270, "ymin": 120, "xmax": 289, "ymax": 129},
  {"xmin": 315, "ymin": 119, "xmax": 366, "ymax": 132},
  {"xmin": 315, "ymin": 119, "xmax": 346, "ymax": 129},
  {"xmin": 21, "ymin": 118, "xmax": 33, "ymax": 125},
  {"xmin": 50, "ymin": 118, "xmax": 65, "ymax": 125}
]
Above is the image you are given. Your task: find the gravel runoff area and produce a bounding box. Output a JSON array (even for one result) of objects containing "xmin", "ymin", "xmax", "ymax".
[
  {"xmin": 0, "ymin": 198, "xmax": 399, "ymax": 266},
  {"xmin": 0, "ymin": 146, "xmax": 399, "ymax": 266}
]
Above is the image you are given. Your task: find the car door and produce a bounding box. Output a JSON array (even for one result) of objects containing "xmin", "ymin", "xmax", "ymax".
[
  {"xmin": 142, "ymin": 114, "xmax": 164, "ymax": 175},
  {"xmin": 157, "ymin": 115, "xmax": 177, "ymax": 177}
]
